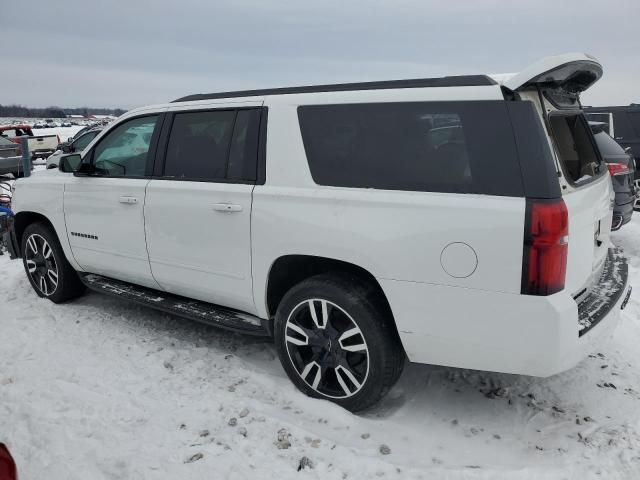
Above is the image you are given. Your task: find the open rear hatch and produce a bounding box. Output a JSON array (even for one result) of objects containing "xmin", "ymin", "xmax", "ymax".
[
  {"xmin": 502, "ymin": 52, "xmax": 602, "ymax": 100},
  {"xmin": 498, "ymin": 54, "xmax": 615, "ymax": 307}
]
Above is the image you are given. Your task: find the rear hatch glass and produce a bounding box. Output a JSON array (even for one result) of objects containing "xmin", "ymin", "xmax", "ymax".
[{"xmin": 549, "ymin": 114, "xmax": 605, "ymax": 186}]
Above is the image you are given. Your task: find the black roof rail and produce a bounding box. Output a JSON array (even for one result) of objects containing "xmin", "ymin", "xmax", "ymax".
[{"xmin": 171, "ymin": 75, "xmax": 497, "ymax": 103}]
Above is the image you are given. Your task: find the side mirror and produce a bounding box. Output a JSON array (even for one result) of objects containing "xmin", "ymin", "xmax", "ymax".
[
  {"xmin": 59, "ymin": 154, "xmax": 82, "ymax": 173},
  {"xmin": 67, "ymin": 137, "xmax": 74, "ymax": 143},
  {"xmin": 61, "ymin": 144, "xmax": 72, "ymax": 153}
]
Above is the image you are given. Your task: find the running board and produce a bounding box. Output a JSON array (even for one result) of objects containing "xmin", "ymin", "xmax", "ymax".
[{"xmin": 80, "ymin": 273, "xmax": 269, "ymax": 336}]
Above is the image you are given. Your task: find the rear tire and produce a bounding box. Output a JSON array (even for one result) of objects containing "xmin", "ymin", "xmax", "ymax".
[
  {"xmin": 274, "ymin": 273, "xmax": 404, "ymax": 412},
  {"xmin": 21, "ymin": 222, "xmax": 85, "ymax": 303}
]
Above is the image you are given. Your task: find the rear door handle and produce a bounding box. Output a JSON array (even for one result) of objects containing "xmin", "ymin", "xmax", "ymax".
[
  {"xmin": 212, "ymin": 203, "xmax": 242, "ymax": 213},
  {"xmin": 119, "ymin": 196, "xmax": 139, "ymax": 204}
]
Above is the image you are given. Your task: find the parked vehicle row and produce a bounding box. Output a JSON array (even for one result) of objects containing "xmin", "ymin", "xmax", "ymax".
[
  {"xmin": 0, "ymin": 125, "xmax": 60, "ymax": 161},
  {"xmin": 3, "ymin": 53, "xmax": 633, "ymax": 411}
]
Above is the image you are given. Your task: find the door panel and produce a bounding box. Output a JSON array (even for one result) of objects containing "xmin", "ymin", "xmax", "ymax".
[
  {"xmin": 64, "ymin": 177, "xmax": 159, "ymax": 288},
  {"xmin": 63, "ymin": 114, "xmax": 163, "ymax": 288},
  {"xmin": 144, "ymin": 180, "xmax": 255, "ymax": 313}
]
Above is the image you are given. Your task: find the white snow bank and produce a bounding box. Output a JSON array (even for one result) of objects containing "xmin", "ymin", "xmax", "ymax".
[{"xmin": 1, "ymin": 219, "xmax": 640, "ymax": 479}]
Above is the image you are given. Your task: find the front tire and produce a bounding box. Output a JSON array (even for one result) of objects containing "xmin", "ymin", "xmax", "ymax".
[
  {"xmin": 274, "ymin": 273, "xmax": 404, "ymax": 412},
  {"xmin": 21, "ymin": 222, "xmax": 85, "ymax": 303}
]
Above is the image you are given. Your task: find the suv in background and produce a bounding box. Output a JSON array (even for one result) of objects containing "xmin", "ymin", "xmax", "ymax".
[
  {"xmin": 590, "ymin": 122, "xmax": 636, "ymax": 229},
  {"xmin": 585, "ymin": 105, "xmax": 640, "ymax": 186},
  {"xmin": 47, "ymin": 128, "xmax": 103, "ymax": 169},
  {"xmin": 4, "ymin": 54, "xmax": 631, "ymax": 411}
]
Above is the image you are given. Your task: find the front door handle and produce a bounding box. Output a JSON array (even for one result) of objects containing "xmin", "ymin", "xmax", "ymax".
[
  {"xmin": 212, "ymin": 203, "xmax": 242, "ymax": 213},
  {"xmin": 119, "ymin": 196, "xmax": 139, "ymax": 204}
]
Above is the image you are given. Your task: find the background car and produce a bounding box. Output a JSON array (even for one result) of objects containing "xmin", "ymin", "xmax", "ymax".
[
  {"xmin": 55, "ymin": 125, "xmax": 93, "ymax": 150},
  {"xmin": 47, "ymin": 127, "xmax": 103, "ymax": 169},
  {"xmin": 0, "ymin": 136, "xmax": 24, "ymax": 177},
  {"xmin": 585, "ymin": 105, "xmax": 640, "ymax": 189},
  {"xmin": 590, "ymin": 121, "xmax": 636, "ymax": 229}
]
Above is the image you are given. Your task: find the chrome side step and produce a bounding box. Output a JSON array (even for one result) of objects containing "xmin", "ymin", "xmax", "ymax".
[{"xmin": 80, "ymin": 273, "xmax": 269, "ymax": 336}]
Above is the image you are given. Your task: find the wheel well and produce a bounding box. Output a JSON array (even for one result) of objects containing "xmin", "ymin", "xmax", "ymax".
[
  {"xmin": 266, "ymin": 255, "xmax": 393, "ymax": 319},
  {"xmin": 13, "ymin": 212, "xmax": 56, "ymax": 256}
]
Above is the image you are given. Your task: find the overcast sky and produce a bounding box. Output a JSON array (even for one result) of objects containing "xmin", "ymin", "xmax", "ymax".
[{"xmin": 1, "ymin": 0, "xmax": 638, "ymax": 110}]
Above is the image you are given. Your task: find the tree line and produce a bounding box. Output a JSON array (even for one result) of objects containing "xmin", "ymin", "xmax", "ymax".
[{"xmin": 0, "ymin": 104, "xmax": 126, "ymax": 119}]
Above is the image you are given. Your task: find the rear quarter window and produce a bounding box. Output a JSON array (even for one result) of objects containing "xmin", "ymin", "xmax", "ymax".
[{"xmin": 297, "ymin": 101, "xmax": 525, "ymax": 197}]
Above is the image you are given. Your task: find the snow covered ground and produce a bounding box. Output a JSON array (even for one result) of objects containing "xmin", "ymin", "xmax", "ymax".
[{"xmin": 1, "ymin": 218, "xmax": 640, "ymax": 479}]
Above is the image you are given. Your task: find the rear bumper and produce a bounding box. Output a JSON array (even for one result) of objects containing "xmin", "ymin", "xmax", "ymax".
[
  {"xmin": 31, "ymin": 149, "xmax": 55, "ymax": 159},
  {"xmin": 380, "ymin": 247, "xmax": 630, "ymax": 377},
  {"xmin": 578, "ymin": 248, "xmax": 628, "ymax": 335},
  {"xmin": 612, "ymin": 201, "xmax": 633, "ymax": 230}
]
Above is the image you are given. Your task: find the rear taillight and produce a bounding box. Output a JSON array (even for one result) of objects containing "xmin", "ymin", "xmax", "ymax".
[
  {"xmin": 607, "ymin": 163, "xmax": 629, "ymax": 176},
  {"xmin": 521, "ymin": 199, "xmax": 568, "ymax": 296},
  {"xmin": 16, "ymin": 144, "xmax": 22, "ymax": 156},
  {"xmin": 0, "ymin": 443, "xmax": 17, "ymax": 480},
  {"xmin": 56, "ymin": 135, "xmax": 61, "ymax": 144}
]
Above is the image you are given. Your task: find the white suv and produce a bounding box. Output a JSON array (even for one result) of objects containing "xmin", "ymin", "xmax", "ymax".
[{"xmin": 5, "ymin": 53, "xmax": 631, "ymax": 411}]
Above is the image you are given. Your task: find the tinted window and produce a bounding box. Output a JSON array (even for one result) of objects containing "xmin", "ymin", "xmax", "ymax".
[
  {"xmin": 585, "ymin": 113, "xmax": 611, "ymax": 135},
  {"xmin": 93, "ymin": 115, "xmax": 158, "ymax": 177},
  {"xmin": 593, "ymin": 131, "xmax": 626, "ymax": 157},
  {"xmin": 298, "ymin": 101, "xmax": 524, "ymax": 196},
  {"xmin": 549, "ymin": 114, "xmax": 603, "ymax": 185},
  {"xmin": 227, "ymin": 109, "xmax": 261, "ymax": 181},
  {"xmin": 73, "ymin": 131, "xmax": 98, "ymax": 151},
  {"xmin": 164, "ymin": 110, "xmax": 235, "ymax": 180}
]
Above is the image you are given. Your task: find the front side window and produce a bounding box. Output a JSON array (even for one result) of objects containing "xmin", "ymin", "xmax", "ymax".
[
  {"xmin": 297, "ymin": 101, "xmax": 524, "ymax": 196},
  {"xmin": 93, "ymin": 116, "xmax": 158, "ymax": 177},
  {"xmin": 550, "ymin": 114, "xmax": 604, "ymax": 185}
]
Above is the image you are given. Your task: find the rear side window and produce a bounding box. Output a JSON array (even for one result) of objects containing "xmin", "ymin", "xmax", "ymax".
[
  {"xmin": 297, "ymin": 101, "xmax": 524, "ymax": 196},
  {"xmin": 549, "ymin": 114, "xmax": 604, "ymax": 185},
  {"xmin": 163, "ymin": 109, "xmax": 261, "ymax": 182},
  {"xmin": 164, "ymin": 110, "xmax": 236, "ymax": 180},
  {"xmin": 227, "ymin": 109, "xmax": 261, "ymax": 181},
  {"xmin": 593, "ymin": 130, "xmax": 626, "ymax": 157}
]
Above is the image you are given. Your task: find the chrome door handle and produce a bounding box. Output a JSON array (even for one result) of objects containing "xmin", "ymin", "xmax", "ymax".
[
  {"xmin": 119, "ymin": 196, "xmax": 139, "ymax": 204},
  {"xmin": 212, "ymin": 203, "xmax": 242, "ymax": 213}
]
